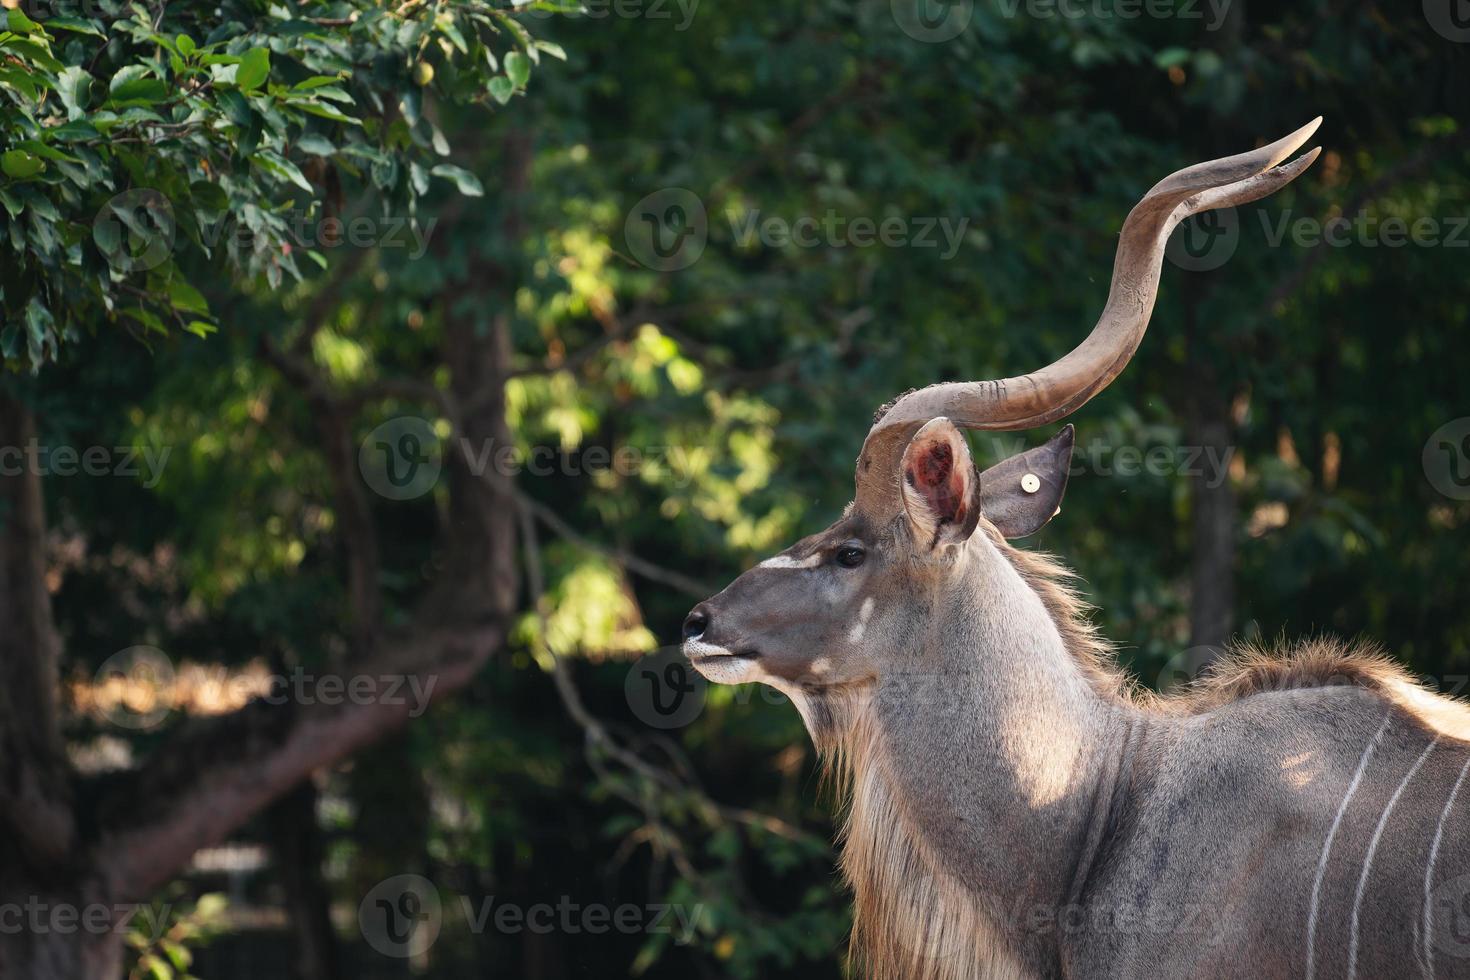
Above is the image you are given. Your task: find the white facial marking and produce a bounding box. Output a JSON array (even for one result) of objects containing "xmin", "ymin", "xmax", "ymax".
[
  {"xmin": 683, "ymin": 639, "xmax": 732, "ymax": 658},
  {"xmin": 758, "ymin": 552, "xmax": 824, "ymax": 570},
  {"xmin": 847, "ymin": 596, "xmax": 876, "ymax": 644},
  {"xmin": 683, "ymin": 639, "xmax": 759, "ymax": 684}
]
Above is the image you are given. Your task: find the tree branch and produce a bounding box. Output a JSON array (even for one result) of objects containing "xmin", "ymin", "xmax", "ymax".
[
  {"xmin": 259, "ymin": 337, "xmax": 383, "ymax": 650},
  {"xmin": 94, "ymin": 620, "xmax": 502, "ymax": 904}
]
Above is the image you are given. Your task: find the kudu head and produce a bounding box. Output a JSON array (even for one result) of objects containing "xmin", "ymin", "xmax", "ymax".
[{"xmin": 683, "ymin": 120, "xmax": 1322, "ymax": 740}]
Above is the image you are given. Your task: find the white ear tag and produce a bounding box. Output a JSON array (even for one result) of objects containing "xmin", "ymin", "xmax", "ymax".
[{"xmin": 1020, "ymin": 473, "xmax": 1041, "ymax": 494}]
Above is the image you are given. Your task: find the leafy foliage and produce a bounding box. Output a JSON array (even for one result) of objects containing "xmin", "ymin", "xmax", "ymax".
[{"xmin": 0, "ymin": 0, "xmax": 561, "ymax": 369}]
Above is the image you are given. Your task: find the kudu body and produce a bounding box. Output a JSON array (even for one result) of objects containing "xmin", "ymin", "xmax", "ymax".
[{"xmin": 682, "ymin": 119, "xmax": 1470, "ymax": 979}]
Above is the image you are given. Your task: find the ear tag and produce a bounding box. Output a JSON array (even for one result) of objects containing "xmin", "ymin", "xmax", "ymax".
[{"xmin": 976, "ymin": 425, "xmax": 1074, "ymax": 538}]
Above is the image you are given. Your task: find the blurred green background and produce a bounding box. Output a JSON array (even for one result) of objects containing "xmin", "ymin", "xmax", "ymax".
[{"xmin": 4, "ymin": 0, "xmax": 1470, "ymax": 977}]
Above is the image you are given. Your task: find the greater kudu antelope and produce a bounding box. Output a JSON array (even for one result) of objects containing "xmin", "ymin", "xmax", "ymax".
[{"xmin": 681, "ymin": 118, "xmax": 1470, "ymax": 979}]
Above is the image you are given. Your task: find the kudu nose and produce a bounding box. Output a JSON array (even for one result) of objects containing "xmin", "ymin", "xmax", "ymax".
[{"xmin": 682, "ymin": 605, "xmax": 711, "ymax": 641}]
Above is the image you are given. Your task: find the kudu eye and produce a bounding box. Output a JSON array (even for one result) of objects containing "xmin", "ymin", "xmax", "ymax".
[{"xmin": 835, "ymin": 544, "xmax": 865, "ymax": 568}]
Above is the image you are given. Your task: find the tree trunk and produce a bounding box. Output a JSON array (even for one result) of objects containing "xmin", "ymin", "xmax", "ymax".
[
  {"xmin": 1187, "ymin": 406, "xmax": 1236, "ymax": 654},
  {"xmin": 0, "ymin": 388, "xmax": 73, "ymax": 861},
  {"xmin": 1182, "ymin": 288, "xmax": 1237, "ymax": 661},
  {"xmin": 0, "ymin": 390, "xmax": 115, "ymax": 977},
  {"xmin": 266, "ymin": 780, "xmax": 343, "ymax": 980},
  {"xmin": 0, "ymin": 891, "xmax": 124, "ymax": 980}
]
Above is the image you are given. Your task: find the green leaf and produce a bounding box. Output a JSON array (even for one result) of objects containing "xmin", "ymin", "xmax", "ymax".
[
  {"xmin": 216, "ymin": 89, "xmax": 253, "ymax": 127},
  {"xmin": 296, "ymin": 134, "xmax": 336, "ymax": 156},
  {"xmin": 1, "ymin": 150, "xmax": 45, "ymax": 180},
  {"xmin": 505, "ymin": 51, "xmax": 531, "ymax": 88},
  {"xmin": 121, "ymin": 307, "xmax": 167, "ymax": 336},
  {"xmin": 488, "ymin": 76, "xmax": 513, "ymax": 105},
  {"xmin": 291, "ymin": 75, "xmax": 344, "ymax": 91},
  {"xmin": 298, "ymin": 103, "xmax": 358, "ymax": 124},
  {"xmin": 18, "ymin": 188, "xmax": 59, "ymax": 220},
  {"xmin": 8, "ymin": 39, "xmax": 63, "ymax": 72},
  {"xmin": 108, "ymin": 65, "xmax": 166, "ymax": 104},
  {"xmin": 24, "ymin": 297, "xmax": 55, "ymax": 364},
  {"xmin": 167, "ymin": 277, "xmax": 210, "ymax": 314},
  {"xmin": 57, "ymin": 66, "xmax": 91, "ymax": 120},
  {"xmin": 16, "ymin": 140, "xmax": 78, "ymax": 163},
  {"xmin": 48, "ymin": 119, "xmax": 99, "ymax": 142},
  {"xmin": 1154, "ymin": 47, "xmax": 1191, "ymax": 70},
  {"xmin": 184, "ymin": 320, "xmax": 217, "ymax": 338},
  {"xmin": 236, "ymin": 47, "xmax": 270, "ymax": 91},
  {"xmin": 176, "ymin": 33, "xmax": 196, "ymax": 57},
  {"xmin": 534, "ymin": 40, "xmax": 567, "ymax": 61},
  {"xmin": 92, "ymin": 209, "xmax": 121, "ymax": 255},
  {"xmin": 7, "ymin": 8, "xmax": 41, "ymax": 33},
  {"xmin": 439, "ymin": 19, "xmax": 468, "ymax": 54},
  {"xmin": 46, "ymin": 16, "xmax": 106, "ymax": 38},
  {"xmin": 0, "ymin": 67, "xmax": 40, "ymax": 102},
  {"xmin": 252, "ymin": 150, "xmax": 313, "ymax": 192},
  {"xmin": 431, "ymin": 163, "xmax": 483, "ymax": 197},
  {"xmin": 189, "ymin": 180, "xmax": 228, "ymax": 211},
  {"xmin": 306, "ymin": 85, "xmax": 354, "ymax": 105}
]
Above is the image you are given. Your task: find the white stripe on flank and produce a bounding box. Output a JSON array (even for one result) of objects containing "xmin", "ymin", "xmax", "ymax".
[
  {"xmin": 1348, "ymin": 736, "xmax": 1438, "ymax": 979},
  {"xmin": 758, "ymin": 553, "xmax": 824, "ymax": 570},
  {"xmin": 1307, "ymin": 713, "xmax": 1391, "ymax": 980},
  {"xmin": 1423, "ymin": 753, "xmax": 1470, "ymax": 979}
]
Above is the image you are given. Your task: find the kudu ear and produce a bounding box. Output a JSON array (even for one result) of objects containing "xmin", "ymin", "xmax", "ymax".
[
  {"xmin": 901, "ymin": 417, "xmax": 983, "ymax": 551},
  {"xmin": 977, "ymin": 424, "xmax": 1075, "ymax": 538}
]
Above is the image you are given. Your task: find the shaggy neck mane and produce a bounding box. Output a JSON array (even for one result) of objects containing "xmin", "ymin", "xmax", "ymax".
[{"xmin": 819, "ymin": 690, "xmax": 1035, "ymax": 980}]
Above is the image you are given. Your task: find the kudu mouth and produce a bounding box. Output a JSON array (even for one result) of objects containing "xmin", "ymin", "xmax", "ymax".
[{"xmin": 851, "ymin": 118, "xmax": 1323, "ymax": 522}]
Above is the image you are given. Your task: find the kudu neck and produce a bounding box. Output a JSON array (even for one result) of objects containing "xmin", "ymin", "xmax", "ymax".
[{"xmin": 844, "ymin": 534, "xmax": 1125, "ymax": 970}]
